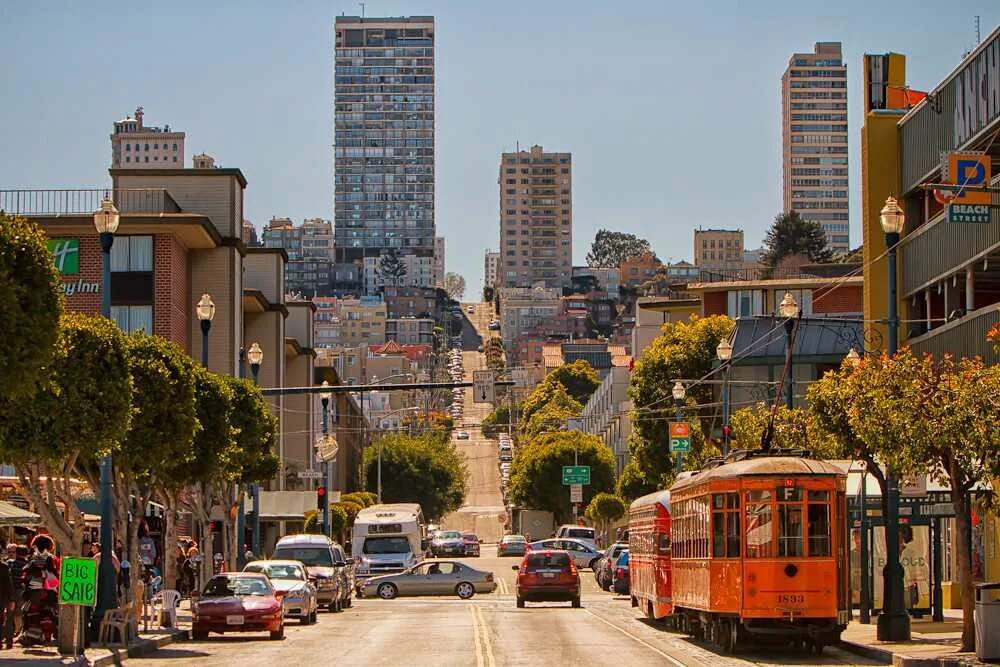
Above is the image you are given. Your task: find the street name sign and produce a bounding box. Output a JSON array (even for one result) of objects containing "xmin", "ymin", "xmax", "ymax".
[
  {"xmin": 948, "ymin": 203, "xmax": 992, "ymax": 223},
  {"xmin": 669, "ymin": 422, "xmax": 691, "ymax": 453},
  {"xmin": 59, "ymin": 557, "xmax": 97, "ymax": 606},
  {"xmin": 570, "ymin": 484, "xmax": 583, "ymax": 503},
  {"xmin": 472, "ymin": 370, "xmax": 495, "ymax": 404},
  {"xmin": 562, "ymin": 466, "xmax": 590, "ymax": 485},
  {"xmin": 297, "ymin": 470, "xmax": 323, "ymax": 480}
]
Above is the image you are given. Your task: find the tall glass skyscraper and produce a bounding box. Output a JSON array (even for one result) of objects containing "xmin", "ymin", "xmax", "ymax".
[{"xmin": 333, "ymin": 16, "xmax": 435, "ymax": 293}]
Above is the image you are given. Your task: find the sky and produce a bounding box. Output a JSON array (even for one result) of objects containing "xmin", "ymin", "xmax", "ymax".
[{"xmin": 2, "ymin": 1, "xmax": 999, "ymax": 297}]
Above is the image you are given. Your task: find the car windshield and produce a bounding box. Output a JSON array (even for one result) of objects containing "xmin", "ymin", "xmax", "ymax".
[
  {"xmin": 245, "ymin": 563, "xmax": 304, "ymax": 580},
  {"xmin": 203, "ymin": 576, "xmax": 271, "ymax": 597},
  {"xmin": 363, "ymin": 536, "xmax": 412, "ymax": 554},
  {"xmin": 567, "ymin": 529, "xmax": 594, "ymax": 539},
  {"xmin": 525, "ymin": 553, "xmax": 571, "ymax": 571},
  {"xmin": 503, "ymin": 536, "xmax": 526, "ymax": 543},
  {"xmin": 271, "ymin": 547, "xmax": 333, "ymax": 566},
  {"xmin": 438, "ymin": 531, "xmax": 461, "ymax": 539}
]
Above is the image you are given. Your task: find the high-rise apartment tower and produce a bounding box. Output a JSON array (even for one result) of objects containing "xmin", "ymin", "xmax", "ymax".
[
  {"xmin": 498, "ymin": 145, "xmax": 572, "ymax": 289},
  {"xmin": 333, "ymin": 16, "xmax": 435, "ymax": 293},
  {"xmin": 781, "ymin": 42, "xmax": 850, "ymax": 254}
]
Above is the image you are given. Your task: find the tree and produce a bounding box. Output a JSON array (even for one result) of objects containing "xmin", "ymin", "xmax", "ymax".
[
  {"xmin": 508, "ymin": 431, "xmax": 615, "ymax": 525},
  {"xmin": 616, "ymin": 460, "xmax": 656, "ymax": 501},
  {"xmin": 585, "ymin": 492, "xmax": 628, "ymax": 544},
  {"xmin": 443, "ymin": 272, "xmax": 466, "ymax": 300},
  {"xmin": 329, "ymin": 503, "xmax": 349, "ymax": 543},
  {"xmin": 760, "ymin": 210, "xmax": 833, "ymax": 268},
  {"xmin": 586, "ymin": 229, "xmax": 652, "ymax": 268},
  {"xmin": 303, "ymin": 510, "xmax": 322, "ymax": 534},
  {"xmin": 378, "ymin": 250, "xmax": 408, "ymax": 287},
  {"xmin": 522, "ymin": 384, "xmax": 582, "ymax": 438},
  {"xmin": 546, "ymin": 360, "xmax": 601, "ymax": 405},
  {"xmin": 628, "ymin": 315, "xmax": 734, "ymax": 485},
  {"xmin": 341, "ymin": 492, "xmax": 376, "ymax": 508},
  {"xmin": 0, "ymin": 213, "xmax": 63, "ymax": 399},
  {"xmin": 364, "ymin": 434, "xmax": 466, "ymax": 520},
  {"xmin": 0, "ymin": 314, "xmax": 133, "ymax": 553},
  {"xmin": 728, "ymin": 403, "xmax": 845, "ymax": 459}
]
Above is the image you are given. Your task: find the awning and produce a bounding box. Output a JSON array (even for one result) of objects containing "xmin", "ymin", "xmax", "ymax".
[
  {"xmin": 0, "ymin": 500, "xmax": 41, "ymax": 527},
  {"xmin": 250, "ymin": 491, "xmax": 318, "ymax": 521},
  {"xmin": 730, "ymin": 316, "xmax": 861, "ymax": 365}
]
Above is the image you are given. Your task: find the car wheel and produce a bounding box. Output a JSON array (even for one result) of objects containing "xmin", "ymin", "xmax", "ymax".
[
  {"xmin": 572, "ymin": 596, "xmax": 582, "ymax": 608},
  {"xmin": 192, "ymin": 629, "xmax": 208, "ymax": 641},
  {"xmin": 300, "ymin": 615, "xmax": 311, "ymax": 625},
  {"xmin": 310, "ymin": 610, "xmax": 318, "ymax": 624},
  {"xmin": 456, "ymin": 582, "xmax": 476, "ymax": 599},
  {"xmin": 588, "ymin": 558, "xmax": 600, "ymax": 570},
  {"xmin": 269, "ymin": 625, "xmax": 284, "ymax": 640},
  {"xmin": 516, "ymin": 597, "xmax": 525, "ymax": 608},
  {"xmin": 377, "ymin": 582, "xmax": 398, "ymax": 600}
]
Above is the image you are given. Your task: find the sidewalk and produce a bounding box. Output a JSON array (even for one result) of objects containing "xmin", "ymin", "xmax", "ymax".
[
  {"xmin": 840, "ymin": 611, "xmax": 985, "ymax": 666},
  {"xmin": 0, "ymin": 599, "xmax": 192, "ymax": 666}
]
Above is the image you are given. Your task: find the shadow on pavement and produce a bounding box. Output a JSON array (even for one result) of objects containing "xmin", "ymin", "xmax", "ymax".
[{"xmin": 123, "ymin": 647, "xmax": 213, "ymax": 660}]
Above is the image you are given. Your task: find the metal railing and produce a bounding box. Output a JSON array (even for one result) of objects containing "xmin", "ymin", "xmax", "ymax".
[
  {"xmin": 0, "ymin": 188, "xmax": 180, "ymax": 216},
  {"xmin": 908, "ymin": 303, "xmax": 1000, "ymax": 365}
]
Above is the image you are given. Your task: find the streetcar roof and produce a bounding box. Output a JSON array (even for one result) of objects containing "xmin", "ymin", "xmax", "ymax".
[
  {"xmin": 671, "ymin": 455, "xmax": 844, "ymax": 493},
  {"xmin": 629, "ymin": 489, "xmax": 671, "ymax": 513}
]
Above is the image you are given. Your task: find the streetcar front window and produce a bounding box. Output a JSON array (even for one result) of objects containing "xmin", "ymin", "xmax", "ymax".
[
  {"xmin": 777, "ymin": 504, "xmax": 804, "ymax": 557},
  {"xmin": 808, "ymin": 500, "xmax": 832, "ymax": 556}
]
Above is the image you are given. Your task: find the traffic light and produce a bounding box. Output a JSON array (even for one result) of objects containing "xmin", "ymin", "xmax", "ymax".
[
  {"xmin": 316, "ymin": 486, "xmax": 327, "ymax": 510},
  {"xmin": 209, "ymin": 520, "xmax": 221, "ymax": 532}
]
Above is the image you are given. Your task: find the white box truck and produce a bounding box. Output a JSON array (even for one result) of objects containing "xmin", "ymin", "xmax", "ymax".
[{"xmin": 352, "ymin": 503, "xmax": 426, "ymax": 580}]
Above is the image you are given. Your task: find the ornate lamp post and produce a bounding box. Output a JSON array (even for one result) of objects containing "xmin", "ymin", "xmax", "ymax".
[
  {"xmin": 777, "ymin": 292, "xmax": 800, "ymax": 410},
  {"xmin": 196, "ymin": 293, "xmax": 216, "ymax": 367},
  {"xmin": 246, "ymin": 342, "xmax": 264, "ymax": 558},
  {"xmin": 877, "ymin": 195, "xmax": 910, "ymax": 641},
  {"xmin": 716, "ymin": 339, "xmax": 733, "ymax": 456},
  {"xmin": 672, "ymin": 381, "xmax": 686, "ymax": 475},
  {"xmin": 93, "ymin": 197, "xmax": 120, "ymax": 632},
  {"xmin": 319, "ymin": 380, "xmax": 333, "ymax": 535}
]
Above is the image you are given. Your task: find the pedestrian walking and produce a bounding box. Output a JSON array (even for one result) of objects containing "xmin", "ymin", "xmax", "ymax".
[
  {"xmin": 0, "ymin": 545, "xmax": 12, "ymax": 650},
  {"xmin": 5, "ymin": 545, "xmax": 27, "ymax": 647}
]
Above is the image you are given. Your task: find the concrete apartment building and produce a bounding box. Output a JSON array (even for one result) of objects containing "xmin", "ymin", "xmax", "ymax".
[
  {"xmin": 111, "ymin": 106, "xmax": 184, "ymax": 169},
  {"xmin": 580, "ymin": 366, "xmax": 632, "ymax": 475},
  {"xmin": 781, "ymin": 42, "xmax": 850, "ymax": 254},
  {"xmin": 694, "ymin": 228, "xmax": 744, "ymax": 271},
  {"xmin": 261, "ymin": 217, "xmax": 336, "ymax": 297},
  {"xmin": 362, "ymin": 253, "xmax": 436, "ymax": 294},
  {"xmin": 333, "ymin": 16, "xmax": 436, "ymax": 294},
  {"xmin": 312, "ymin": 296, "xmax": 387, "ymax": 348},
  {"xmin": 434, "ymin": 237, "xmax": 445, "ymax": 288},
  {"xmin": 499, "ymin": 145, "xmax": 572, "ymax": 289},
  {"xmin": 619, "ymin": 252, "xmax": 662, "ymax": 289},
  {"xmin": 386, "ymin": 316, "xmax": 434, "ymax": 345},
  {"xmin": 498, "ymin": 286, "xmax": 562, "ymax": 355}
]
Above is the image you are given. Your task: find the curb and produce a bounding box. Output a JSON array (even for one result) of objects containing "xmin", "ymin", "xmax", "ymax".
[
  {"xmin": 90, "ymin": 628, "xmax": 188, "ymax": 667},
  {"xmin": 838, "ymin": 639, "xmax": 894, "ymax": 664},
  {"xmin": 838, "ymin": 640, "xmax": 983, "ymax": 667}
]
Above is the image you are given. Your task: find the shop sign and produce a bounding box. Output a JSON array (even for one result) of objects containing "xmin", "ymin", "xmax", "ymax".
[
  {"xmin": 61, "ymin": 279, "xmax": 100, "ymax": 297},
  {"xmin": 953, "ymin": 35, "xmax": 1000, "ymax": 146},
  {"xmin": 47, "ymin": 239, "xmax": 79, "ymax": 274},
  {"xmin": 948, "ymin": 204, "xmax": 992, "ymax": 223}
]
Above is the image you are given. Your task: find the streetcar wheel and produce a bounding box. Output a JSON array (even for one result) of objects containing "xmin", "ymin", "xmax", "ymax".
[
  {"xmin": 645, "ymin": 601, "xmax": 655, "ymax": 621},
  {"xmin": 721, "ymin": 619, "xmax": 737, "ymax": 654}
]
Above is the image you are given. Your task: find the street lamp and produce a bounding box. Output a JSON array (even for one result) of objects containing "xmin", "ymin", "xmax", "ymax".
[
  {"xmin": 93, "ymin": 197, "xmax": 119, "ymax": 633},
  {"xmin": 196, "ymin": 293, "xmax": 215, "ymax": 367},
  {"xmin": 246, "ymin": 342, "xmax": 263, "ymax": 558},
  {"xmin": 319, "ymin": 380, "xmax": 332, "ymax": 535},
  {"xmin": 778, "ymin": 292, "xmax": 800, "ymax": 410},
  {"xmin": 716, "ymin": 339, "xmax": 733, "ymax": 456},
  {"xmin": 845, "ymin": 348, "xmax": 861, "ymax": 369},
  {"xmin": 672, "ymin": 381, "xmax": 686, "ymax": 475},
  {"xmin": 878, "ymin": 195, "xmax": 910, "ymax": 641}
]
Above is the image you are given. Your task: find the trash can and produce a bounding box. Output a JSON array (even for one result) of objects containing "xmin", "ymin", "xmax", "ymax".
[{"xmin": 976, "ymin": 583, "xmax": 1000, "ymax": 660}]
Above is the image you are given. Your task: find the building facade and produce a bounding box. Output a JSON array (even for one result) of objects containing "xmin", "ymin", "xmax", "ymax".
[
  {"xmin": 580, "ymin": 366, "xmax": 632, "ymax": 475},
  {"xmin": 386, "ymin": 316, "xmax": 434, "ymax": 345},
  {"xmin": 498, "ymin": 286, "xmax": 562, "ymax": 353},
  {"xmin": 333, "ymin": 15, "xmax": 436, "ymax": 294},
  {"xmin": 362, "ymin": 252, "xmax": 436, "ymax": 294},
  {"xmin": 433, "ymin": 236, "xmax": 445, "ymax": 288},
  {"xmin": 312, "ymin": 296, "xmax": 387, "ymax": 348},
  {"xmin": 498, "ymin": 145, "xmax": 572, "ymax": 289},
  {"xmin": 781, "ymin": 42, "xmax": 850, "ymax": 254},
  {"xmin": 694, "ymin": 228, "xmax": 744, "ymax": 270},
  {"xmin": 619, "ymin": 252, "xmax": 662, "ymax": 289},
  {"xmin": 260, "ymin": 217, "xmax": 337, "ymax": 297},
  {"xmin": 484, "ymin": 250, "xmax": 500, "ymax": 289},
  {"xmin": 111, "ymin": 106, "xmax": 184, "ymax": 169}
]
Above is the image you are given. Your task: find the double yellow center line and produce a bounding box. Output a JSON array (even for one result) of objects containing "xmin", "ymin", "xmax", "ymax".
[{"xmin": 470, "ymin": 604, "xmax": 495, "ymax": 667}]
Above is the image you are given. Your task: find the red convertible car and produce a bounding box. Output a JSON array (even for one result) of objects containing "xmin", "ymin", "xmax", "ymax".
[{"xmin": 192, "ymin": 572, "xmax": 284, "ymax": 640}]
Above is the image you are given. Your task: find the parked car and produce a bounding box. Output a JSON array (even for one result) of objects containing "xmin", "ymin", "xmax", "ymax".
[
  {"xmin": 430, "ymin": 530, "xmax": 467, "ymax": 557},
  {"xmin": 527, "ymin": 538, "xmax": 602, "ymax": 570},
  {"xmin": 462, "ymin": 533, "xmax": 481, "ymax": 557},
  {"xmin": 513, "ymin": 550, "xmax": 580, "ymax": 608},
  {"xmin": 597, "ymin": 543, "xmax": 629, "ymax": 590},
  {"xmin": 191, "ymin": 572, "xmax": 284, "ymax": 640},
  {"xmin": 243, "ymin": 560, "xmax": 318, "ymax": 625},
  {"xmin": 612, "ymin": 550, "xmax": 630, "ymax": 595},
  {"xmin": 498, "ymin": 535, "xmax": 527, "ymax": 557},
  {"xmin": 488, "ymin": 321, "xmax": 500, "ymax": 331},
  {"xmin": 467, "ymin": 306, "xmax": 475, "ymax": 313},
  {"xmin": 270, "ymin": 534, "xmax": 352, "ymax": 611},
  {"xmin": 498, "ymin": 450, "xmax": 512, "ymax": 463},
  {"xmin": 360, "ymin": 560, "xmax": 495, "ymax": 600},
  {"xmin": 456, "ymin": 431, "xmax": 470, "ymax": 440},
  {"xmin": 555, "ymin": 524, "xmax": 599, "ymax": 549}
]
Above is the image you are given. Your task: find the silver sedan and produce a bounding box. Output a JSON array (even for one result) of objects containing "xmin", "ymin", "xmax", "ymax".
[
  {"xmin": 528, "ymin": 538, "xmax": 603, "ymax": 570},
  {"xmin": 361, "ymin": 560, "xmax": 496, "ymax": 600},
  {"xmin": 243, "ymin": 560, "xmax": 318, "ymax": 624}
]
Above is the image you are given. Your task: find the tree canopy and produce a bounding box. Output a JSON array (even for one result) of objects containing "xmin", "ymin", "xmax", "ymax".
[
  {"xmin": 728, "ymin": 403, "xmax": 845, "ymax": 459},
  {"xmin": 546, "ymin": 360, "xmax": 601, "ymax": 404},
  {"xmin": 521, "ymin": 384, "xmax": 582, "ymax": 438},
  {"xmin": 364, "ymin": 433, "xmax": 466, "ymax": 520},
  {"xmin": 586, "ymin": 229, "xmax": 652, "ymax": 268},
  {"xmin": 443, "ymin": 272, "xmax": 466, "ymax": 300},
  {"xmin": 0, "ymin": 213, "xmax": 63, "ymax": 399},
  {"xmin": 507, "ymin": 431, "xmax": 616, "ymax": 524},
  {"xmin": 378, "ymin": 250, "xmax": 408, "ymax": 287},
  {"xmin": 585, "ymin": 492, "xmax": 627, "ymax": 524},
  {"xmin": 760, "ymin": 210, "xmax": 833, "ymax": 268}
]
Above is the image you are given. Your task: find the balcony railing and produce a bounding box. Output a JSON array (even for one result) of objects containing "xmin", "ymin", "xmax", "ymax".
[
  {"xmin": 0, "ymin": 189, "xmax": 181, "ymax": 216},
  {"xmin": 908, "ymin": 303, "xmax": 1000, "ymax": 365}
]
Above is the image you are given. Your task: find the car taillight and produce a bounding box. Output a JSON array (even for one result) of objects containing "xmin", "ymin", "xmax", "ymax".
[
  {"xmin": 569, "ymin": 563, "xmax": 578, "ymax": 575},
  {"xmin": 615, "ymin": 567, "xmax": 625, "ymax": 579},
  {"xmin": 485, "ymin": 573, "xmax": 494, "ymax": 582}
]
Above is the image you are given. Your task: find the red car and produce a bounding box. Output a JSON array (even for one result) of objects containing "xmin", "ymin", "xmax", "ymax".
[
  {"xmin": 192, "ymin": 572, "xmax": 284, "ymax": 640},
  {"xmin": 512, "ymin": 550, "xmax": 581, "ymax": 608},
  {"xmin": 462, "ymin": 533, "xmax": 481, "ymax": 557}
]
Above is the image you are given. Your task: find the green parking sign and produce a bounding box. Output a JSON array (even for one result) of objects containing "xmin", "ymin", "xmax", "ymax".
[{"xmin": 59, "ymin": 557, "xmax": 97, "ymax": 606}]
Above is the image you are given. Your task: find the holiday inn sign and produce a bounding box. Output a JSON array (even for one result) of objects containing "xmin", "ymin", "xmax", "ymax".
[{"xmin": 47, "ymin": 239, "xmax": 100, "ymax": 296}]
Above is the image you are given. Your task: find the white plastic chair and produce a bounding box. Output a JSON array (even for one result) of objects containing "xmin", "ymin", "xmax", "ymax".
[{"xmin": 152, "ymin": 589, "xmax": 181, "ymax": 628}]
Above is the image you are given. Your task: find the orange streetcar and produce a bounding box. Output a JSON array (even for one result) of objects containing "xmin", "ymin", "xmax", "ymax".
[
  {"xmin": 627, "ymin": 490, "xmax": 672, "ymax": 620},
  {"xmin": 668, "ymin": 449, "xmax": 849, "ymax": 654}
]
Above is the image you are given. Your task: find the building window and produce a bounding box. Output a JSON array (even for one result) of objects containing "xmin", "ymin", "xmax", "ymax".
[
  {"xmin": 727, "ymin": 290, "xmax": 764, "ymax": 318},
  {"xmin": 111, "ymin": 305, "xmax": 153, "ymax": 334},
  {"xmin": 110, "ymin": 235, "xmax": 153, "ymax": 272}
]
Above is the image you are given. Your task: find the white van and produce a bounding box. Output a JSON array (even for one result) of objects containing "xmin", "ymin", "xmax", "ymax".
[
  {"xmin": 351, "ymin": 503, "xmax": 426, "ymax": 580},
  {"xmin": 555, "ymin": 524, "xmax": 598, "ymax": 549}
]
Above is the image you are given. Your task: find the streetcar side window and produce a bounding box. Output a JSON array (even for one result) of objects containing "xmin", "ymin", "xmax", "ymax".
[
  {"xmin": 657, "ymin": 533, "xmax": 671, "ymax": 555},
  {"xmin": 712, "ymin": 492, "xmax": 740, "ymax": 558},
  {"xmin": 808, "ymin": 498, "xmax": 832, "ymax": 557}
]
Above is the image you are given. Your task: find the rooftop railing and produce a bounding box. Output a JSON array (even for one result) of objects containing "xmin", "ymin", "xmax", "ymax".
[{"xmin": 0, "ymin": 188, "xmax": 180, "ymax": 216}]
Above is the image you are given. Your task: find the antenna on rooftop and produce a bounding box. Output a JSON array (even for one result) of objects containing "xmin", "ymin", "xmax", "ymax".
[
  {"xmin": 359, "ymin": 2, "xmax": 365, "ymax": 19},
  {"xmin": 975, "ymin": 15, "xmax": 981, "ymax": 45}
]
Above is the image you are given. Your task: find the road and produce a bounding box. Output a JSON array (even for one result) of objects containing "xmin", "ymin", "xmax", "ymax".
[
  {"xmin": 132, "ymin": 546, "xmax": 878, "ymax": 666},
  {"xmin": 440, "ymin": 302, "xmax": 505, "ymax": 543}
]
